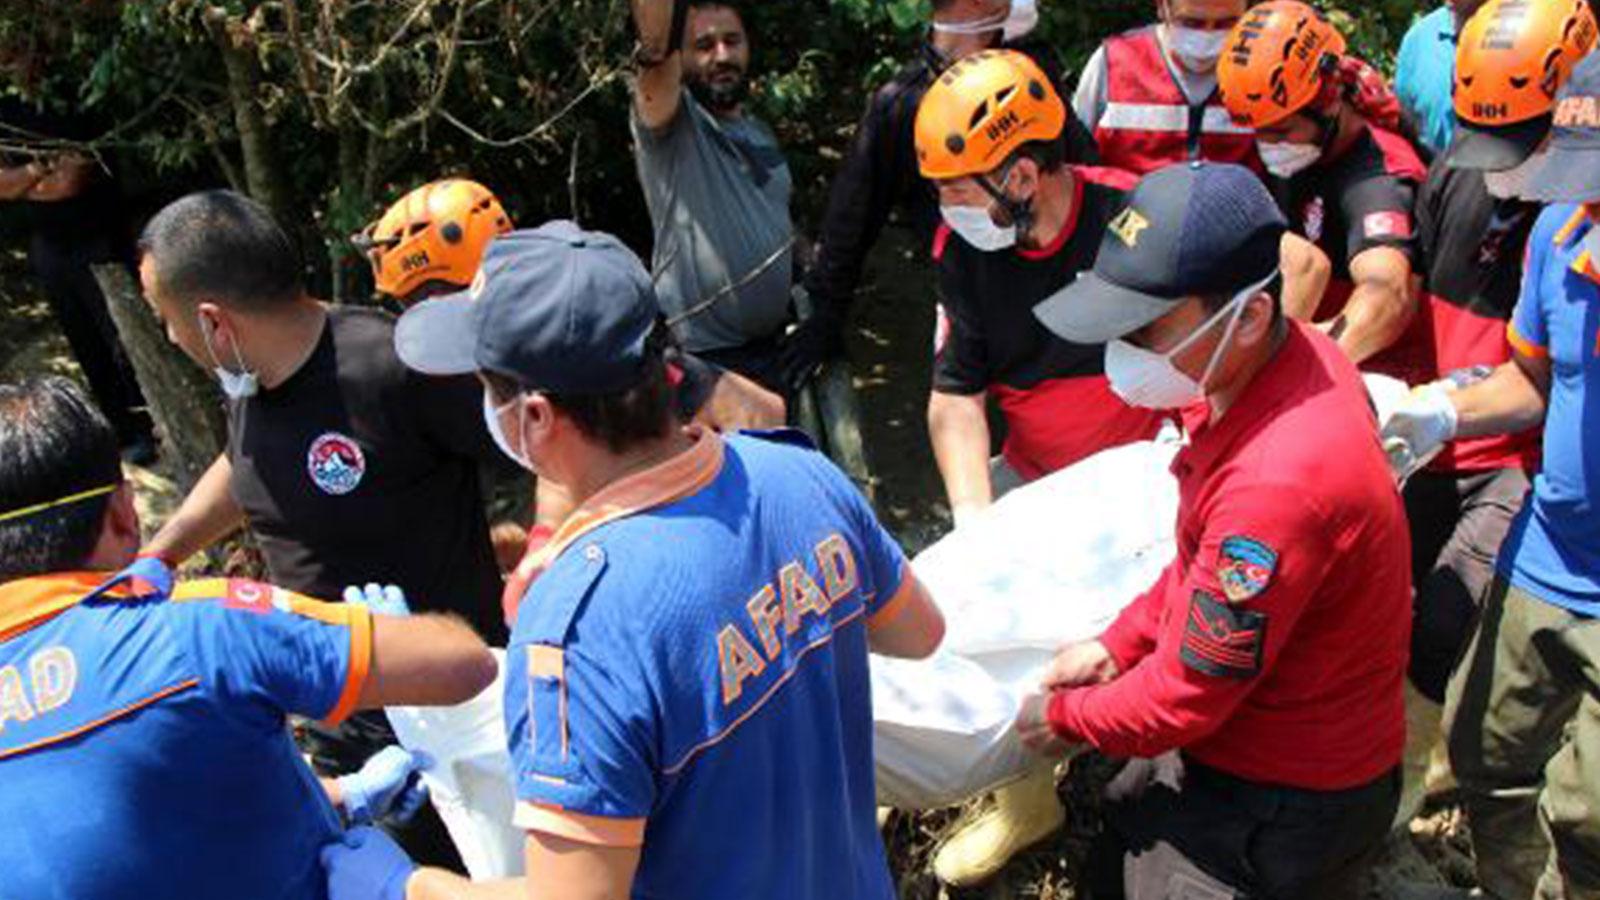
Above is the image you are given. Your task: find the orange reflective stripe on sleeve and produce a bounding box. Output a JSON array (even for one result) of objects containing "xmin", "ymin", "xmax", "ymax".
[
  {"xmin": 1507, "ymin": 322, "xmax": 1550, "ymax": 360},
  {"xmin": 867, "ymin": 576, "xmax": 916, "ymax": 632},
  {"xmin": 320, "ymin": 601, "xmax": 373, "ymax": 727},
  {"xmin": 513, "ymin": 802, "xmax": 646, "ymax": 847}
]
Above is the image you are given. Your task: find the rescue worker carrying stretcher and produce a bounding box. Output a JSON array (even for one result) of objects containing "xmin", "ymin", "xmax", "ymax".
[{"xmin": 1218, "ymin": 0, "xmax": 1428, "ymax": 378}]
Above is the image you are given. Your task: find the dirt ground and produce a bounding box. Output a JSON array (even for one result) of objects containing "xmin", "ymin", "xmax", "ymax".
[{"xmin": 0, "ymin": 233, "xmax": 1479, "ymax": 897}]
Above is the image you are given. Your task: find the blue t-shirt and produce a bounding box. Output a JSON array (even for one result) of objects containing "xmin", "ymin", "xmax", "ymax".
[
  {"xmin": 0, "ymin": 559, "xmax": 368, "ymax": 899},
  {"xmin": 1499, "ymin": 204, "xmax": 1600, "ymax": 613},
  {"xmin": 1396, "ymin": 6, "xmax": 1457, "ymax": 158},
  {"xmin": 505, "ymin": 431, "xmax": 907, "ymax": 899}
]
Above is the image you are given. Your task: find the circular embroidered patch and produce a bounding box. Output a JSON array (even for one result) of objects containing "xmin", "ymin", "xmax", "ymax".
[{"xmin": 306, "ymin": 432, "xmax": 366, "ymax": 496}]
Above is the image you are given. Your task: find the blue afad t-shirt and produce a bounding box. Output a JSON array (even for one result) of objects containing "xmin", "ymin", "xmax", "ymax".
[
  {"xmin": 506, "ymin": 430, "xmax": 908, "ymax": 899},
  {"xmin": 1499, "ymin": 204, "xmax": 1600, "ymax": 613},
  {"xmin": 0, "ymin": 557, "xmax": 370, "ymax": 900}
]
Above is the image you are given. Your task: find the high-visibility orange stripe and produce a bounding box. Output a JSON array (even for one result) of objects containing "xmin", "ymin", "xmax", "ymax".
[
  {"xmin": 866, "ymin": 578, "xmax": 916, "ymax": 632},
  {"xmin": 320, "ymin": 604, "xmax": 373, "ymax": 727},
  {"xmin": 0, "ymin": 678, "xmax": 200, "ymax": 761},
  {"xmin": 1507, "ymin": 322, "xmax": 1549, "ymax": 360}
]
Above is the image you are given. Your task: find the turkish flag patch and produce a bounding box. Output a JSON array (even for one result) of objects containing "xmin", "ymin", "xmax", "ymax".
[
  {"xmin": 1180, "ymin": 590, "xmax": 1267, "ymax": 680},
  {"xmin": 222, "ymin": 579, "xmax": 274, "ymax": 614},
  {"xmin": 1362, "ymin": 211, "xmax": 1412, "ymax": 240}
]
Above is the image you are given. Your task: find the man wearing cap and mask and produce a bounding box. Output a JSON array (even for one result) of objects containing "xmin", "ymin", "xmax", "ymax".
[
  {"xmin": 319, "ymin": 221, "xmax": 946, "ymax": 900},
  {"xmin": 1391, "ymin": 0, "xmax": 1594, "ymax": 817},
  {"xmin": 795, "ymin": 0, "xmax": 1080, "ymax": 389},
  {"xmin": 1384, "ymin": 49, "xmax": 1600, "ymax": 900},
  {"xmin": 1218, "ymin": 0, "xmax": 1427, "ymax": 378},
  {"xmin": 1018, "ymin": 161, "xmax": 1411, "ymax": 899},
  {"xmin": 1072, "ymin": 0, "xmax": 1258, "ymax": 175}
]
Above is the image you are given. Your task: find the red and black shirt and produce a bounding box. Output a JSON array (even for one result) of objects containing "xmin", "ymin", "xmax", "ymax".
[
  {"xmin": 1412, "ymin": 161, "xmax": 1541, "ymax": 472},
  {"xmin": 933, "ymin": 167, "xmax": 1164, "ymax": 479},
  {"xmin": 1279, "ymin": 125, "xmax": 1428, "ymax": 381}
]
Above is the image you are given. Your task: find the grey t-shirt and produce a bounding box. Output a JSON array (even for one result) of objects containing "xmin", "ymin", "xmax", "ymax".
[{"xmin": 630, "ymin": 91, "xmax": 794, "ymax": 353}]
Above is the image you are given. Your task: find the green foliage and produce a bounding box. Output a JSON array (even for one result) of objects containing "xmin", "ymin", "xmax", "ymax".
[{"xmin": 0, "ymin": 0, "xmax": 1435, "ymax": 301}]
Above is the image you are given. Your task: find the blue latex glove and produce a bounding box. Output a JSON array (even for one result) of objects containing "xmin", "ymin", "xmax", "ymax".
[
  {"xmin": 343, "ymin": 583, "xmax": 410, "ymax": 617},
  {"xmin": 321, "ymin": 826, "xmax": 416, "ymax": 900},
  {"xmin": 338, "ymin": 746, "xmax": 433, "ymax": 825}
]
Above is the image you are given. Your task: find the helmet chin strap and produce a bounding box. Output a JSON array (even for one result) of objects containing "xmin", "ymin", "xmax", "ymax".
[{"xmin": 975, "ymin": 158, "xmax": 1036, "ymax": 243}]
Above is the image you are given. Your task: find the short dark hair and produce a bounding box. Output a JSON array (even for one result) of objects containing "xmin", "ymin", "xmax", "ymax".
[
  {"xmin": 0, "ymin": 377, "xmax": 123, "ymax": 581},
  {"xmin": 138, "ymin": 190, "xmax": 303, "ymax": 312},
  {"xmin": 484, "ymin": 335, "xmax": 677, "ymax": 455},
  {"xmin": 1012, "ymin": 135, "xmax": 1068, "ymax": 174},
  {"xmin": 1199, "ymin": 270, "xmax": 1284, "ymax": 325}
]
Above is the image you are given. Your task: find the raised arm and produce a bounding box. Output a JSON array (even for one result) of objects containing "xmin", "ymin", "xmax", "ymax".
[{"xmin": 631, "ymin": 0, "xmax": 686, "ymax": 131}]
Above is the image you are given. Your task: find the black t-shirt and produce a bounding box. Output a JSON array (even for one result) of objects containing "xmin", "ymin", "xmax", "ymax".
[
  {"xmin": 933, "ymin": 168, "xmax": 1130, "ymax": 395},
  {"xmin": 227, "ymin": 306, "xmax": 508, "ymax": 643},
  {"xmin": 1415, "ymin": 162, "xmax": 1536, "ymax": 320},
  {"xmin": 931, "ymin": 167, "xmax": 1163, "ymax": 477},
  {"xmin": 0, "ymin": 98, "xmax": 124, "ymax": 243},
  {"xmin": 1277, "ymin": 126, "xmax": 1422, "ymax": 288}
]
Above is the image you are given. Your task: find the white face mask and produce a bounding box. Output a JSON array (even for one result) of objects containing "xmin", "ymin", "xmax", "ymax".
[
  {"xmin": 199, "ymin": 313, "xmax": 259, "ymax": 400},
  {"xmin": 1104, "ymin": 278, "xmax": 1261, "ymax": 409},
  {"xmin": 941, "ymin": 202, "xmax": 1017, "ymax": 251},
  {"xmin": 931, "ymin": 0, "xmax": 1038, "ymax": 41},
  {"xmin": 1003, "ymin": 0, "xmax": 1039, "ymax": 41},
  {"xmin": 1256, "ymin": 140, "xmax": 1323, "ymax": 179},
  {"xmin": 1167, "ymin": 26, "xmax": 1227, "ymax": 72},
  {"xmin": 1482, "ymin": 148, "xmax": 1548, "ymax": 200},
  {"xmin": 483, "ymin": 390, "xmax": 534, "ymax": 471}
]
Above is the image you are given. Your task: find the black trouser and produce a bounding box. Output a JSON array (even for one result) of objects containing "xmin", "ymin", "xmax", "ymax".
[
  {"xmin": 1403, "ymin": 467, "xmax": 1530, "ymax": 703},
  {"xmin": 1086, "ymin": 754, "xmax": 1400, "ymax": 900},
  {"xmin": 297, "ymin": 711, "xmax": 466, "ymax": 870},
  {"xmin": 26, "ymin": 231, "xmax": 151, "ymax": 444}
]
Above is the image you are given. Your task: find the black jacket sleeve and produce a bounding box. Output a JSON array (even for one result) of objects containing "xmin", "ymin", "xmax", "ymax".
[{"xmin": 801, "ymin": 60, "xmax": 935, "ymax": 317}]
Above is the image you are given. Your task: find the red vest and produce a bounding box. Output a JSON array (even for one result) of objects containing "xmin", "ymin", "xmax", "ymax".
[{"xmin": 1093, "ymin": 26, "xmax": 1259, "ymax": 175}]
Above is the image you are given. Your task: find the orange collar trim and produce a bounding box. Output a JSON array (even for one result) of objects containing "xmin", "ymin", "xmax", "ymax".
[
  {"xmin": 1554, "ymin": 206, "xmax": 1588, "ymax": 246},
  {"xmin": 528, "ymin": 427, "xmax": 725, "ymax": 570},
  {"xmin": 0, "ymin": 572, "xmax": 129, "ymax": 642}
]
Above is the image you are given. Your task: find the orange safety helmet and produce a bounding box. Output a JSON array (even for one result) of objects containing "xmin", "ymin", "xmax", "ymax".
[
  {"xmin": 914, "ymin": 49, "xmax": 1066, "ymax": 180},
  {"xmin": 1216, "ymin": 0, "xmax": 1347, "ymax": 129},
  {"xmin": 1454, "ymin": 0, "xmax": 1597, "ymax": 127},
  {"xmin": 359, "ymin": 179, "xmax": 512, "ymax": 303}
]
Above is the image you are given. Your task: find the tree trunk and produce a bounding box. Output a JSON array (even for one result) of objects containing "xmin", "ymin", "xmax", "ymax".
[
  {"xmin": 205, "ymin": 9, "xmax": 295, "ymax": 225},
  {"xmin": 90, "ymin": 263, "xmax": 227, "ymax": 495}
]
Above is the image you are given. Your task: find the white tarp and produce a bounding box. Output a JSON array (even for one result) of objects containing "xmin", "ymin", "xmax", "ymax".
[
  {"xmin": 386, "ymin": 650, "xmax": 526, "ymax": 879},
  {"xmin": 871, "ymin": 438, "xmax": 1180, "ymax": 810},
  {"xmin": 388, "ymin": 438, "xmax": 1183, "ymax": 868}
]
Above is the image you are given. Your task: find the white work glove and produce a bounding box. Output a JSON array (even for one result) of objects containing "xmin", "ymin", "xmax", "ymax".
[{"xmin": 1380, "ymin": 381, "xmax": 1459, "ymax": 481}]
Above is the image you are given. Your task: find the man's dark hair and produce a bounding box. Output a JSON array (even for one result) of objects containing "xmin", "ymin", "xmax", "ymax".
[
  {"xmin": 1199, "ymin": 269, "xmax": 1285, "ymax": 327},
  {"xmin": 0, "ymin": 377, "xmax": 123, "ymax": 581},
  {"xmin": 138, "ymin": 190, "xmax": 303, "ymax": 312},
  {"xmin": 686, "ymin": 0, "xmax": 744, "ymax": 18},
  {"xmin": 484, "ymin": 332, "xmax": 677, "ymax": 455},
  {"xmin": 1012, "ymin": 135, "xmax": 1068, "ymax": 174}
]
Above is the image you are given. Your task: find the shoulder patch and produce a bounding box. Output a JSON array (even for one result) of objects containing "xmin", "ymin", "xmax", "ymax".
[
  {"xmin": 1180, "ymin": 589, "xmax": 1267, "ymax": 680},
  {"xmin": 1363, "ymin": 210, "xmax": 1412, "ymax": 240},
  {"xmin": 738, "ymin": 427, "xmax": 818, "ymax": 451},
  {"xmin": 1218, "ymin": 535, "xmax": 1277, "ymax": 602}
]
